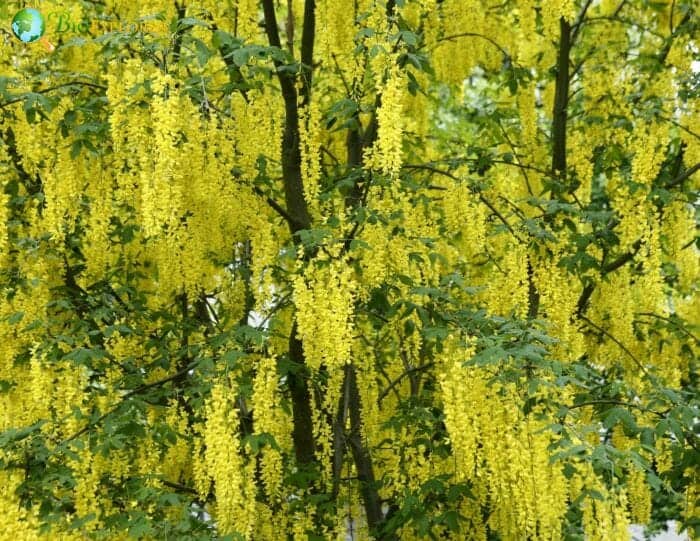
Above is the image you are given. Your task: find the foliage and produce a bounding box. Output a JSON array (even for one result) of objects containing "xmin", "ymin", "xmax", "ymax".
[{"xmin": 0, "ymin": 0, "xmax": 698, "ymax": 540}]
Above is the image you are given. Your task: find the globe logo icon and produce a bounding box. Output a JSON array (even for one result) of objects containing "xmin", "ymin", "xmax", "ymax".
[{"xmin": 11, "ymin": 8, "xmax": 46, "ymax": 43}]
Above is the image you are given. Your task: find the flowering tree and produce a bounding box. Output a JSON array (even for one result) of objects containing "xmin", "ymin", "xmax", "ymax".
[{"xmin": 0, "ymin": 0, "xmax": 698, "ymax": 539}]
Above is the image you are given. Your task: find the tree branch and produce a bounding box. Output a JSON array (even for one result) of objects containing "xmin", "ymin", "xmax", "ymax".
[
  {"xmin": 299, "ymin": 0, "xmax": 316, "ymax": 108},
  {"xmin": 252, "ymin": 185, "xmax": 296, "ymax": 226},
  {"xmin": 551, "ymin": 17, "xmax": 571, "ymax": 180},
  {"xmin": 400, "ymin": 164, "xmax": 523, "ymax": 242},
  {"xmin": 576, "ymin": 240, "xmax": 642, "ymax": 316},
  {"xmin": 579, "ymin": 314, "xmax": 650, "ymax": 377},
  {"xmin": 435, "ymin": 32, "xmax": 511, "ymax": 61},
  {"xmin": 261, "ymin": 0, "xmax": 311, "ymax": 233},
  {"xmin": 666, "ymin": 162, "xmax": 700, "ymax": 189},
  {"xmin": 569, "ymin": 0, "xmax": 594, "ymax": 44},
  {"xmin": 123, "ymin": 360, "xmax": 198, "ymax": 399},
  {"xmin": 0, "ymin": 81, "xmax": 106, "ymax": 110},
  {"xmin": 345, "ymin": 364, "xmax": 396, "ymax": 539},
  {"xmin": 377, "ymin": 363, "xmax": 434, "ymax": 404},
  {"xmin": 285, "ymin": 0, "xmax": 295, "ymax": 55},
  {"xmin": 635, "ymin": 312, "xmax": 700, "ymax": 345},
  {"xmin": 567, "ymin": 399, "xmax": 663, "ymax": 417}
]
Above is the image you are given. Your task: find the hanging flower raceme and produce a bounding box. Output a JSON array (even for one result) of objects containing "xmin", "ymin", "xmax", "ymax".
[
  {"xmin": 367, "ymin": 63, "xmax": 406, "ymax": 178},
  {"xmin": 202, "ymin": 379, "xmax": 257, "ymax": 538},
  {"xmin": 292, "ymin": 259, "xmax": 357, "ymax": 373}
]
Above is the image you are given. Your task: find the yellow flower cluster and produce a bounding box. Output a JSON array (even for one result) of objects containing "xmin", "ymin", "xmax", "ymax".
[
  {"xmin": 610, "ymin": 178, "xmax": 649, "ymax": 254},
  {"xmin": 588, "ymin": 266, "xmax": 637, "ymax": 370},
  {"xmin": 627, "ymin": 468, "xmax": 652, "ymax": 524},
  {"xmin": 0, "ymin": 470, "xmax": 43, "ymax": 541},
  {"xmin": 83, "ymin": 169, "xmax": 114, "ymax": 283},
  {"xmin": 682, "ymin": 469, "xmax": 698, "ymax": 534},
  {"xmin": 191, "ymin": 429, "xmax": 212, "ymax": 500},
  {"xmin": 106, "ymin": 59, "xmax": 154, "ymax": 211},
  {"xmin": 299, "ymin": 100, "xmax": 323, "ymax": 218},
  {"xmin": 232, "ymin": 92, "xmax": 282, "ymax": 181},
  {"xmin": 235, "ymin": 0, "xmax": 261, "ymax": 41},
  {"xmin": 533, "ymin": 251, "xmax": 585, "ymax": 359},
  {"xmin": 0, "ymin": 266, "xmax": 55, "ymax": 433},
  {"xmin": 439, "ymin": 337, "xmax": 569, "ymax": 540},
  {"xmin": 680, "ymin": 105, "xmax": 700, "ymax": 185},
  {"xmin": 103, "ymin": 0, "xmax": 176, "ymax": 23},
  {"xmin": 513, "ymin": 0, "xmax": 539, "ymax": 65},
  {"xmin": 315, "ymin": 0, "xmax": 358, "ymax": 78},
  {"xmin": 433, "ymin": 0, "xmax": 504, "ymax": 80},
  {"xmin": 109, "ymin": 328, "xmax": 166, "ymax": 398},
  {"xmin": 28, "ymin": 348, "xmax": 52, "ymax": 421},
  {"xmin": 251, "ymin": 356, "xmax": 286, "ymax": 501},
  {"xmin": 368, "ymin": 65, "xmax": 405, "ymax": 177},
  {"xmin": 663, "ymin": 200, "xmax": 699, "ymax": 294},
  {"xmin": 142, "ymin": 74, "xmax": 185, "ymax": 237},
  {"xmin": 352, "ymin": 221, "xmax": 389, "ymax": 291},
  {"xmin": 568, "ymin": 129, "xmax": 595, "ymax": 204},
  {"xmin": 52, "ymin": 361, "xmax": 89, "ymax": 437},
  {"xmin": 311, "ymin": 364, "xmax": 346, "ymax": 488},
  {"xmin": 70, "ymin": 447, "xmax": 102, "ymax": 530},
  {"xmin": 518, "ymin": 83, "xmax": 539, "ymax": 153},
  {"xmin": 161, "ymin": 404, "xmax": 192, "ymax": 484},
  {"xmin": 0, "ymin": 156, "xmax": 11, "ymax": 267},
  {"xmin": 249, "ymin": 218, "xmax": 289, "ymax": 317},
  {"xmin": 10, "ymin": 98, "xmax": 82, "ymax": 238},
  {"xmin": 631, "ymin": 122, "xmax": 670, "ymax": 186},
  {"xmin": 478, "ymin": 235, "xmax": 529, "ymax": 319},
  {"xmin": 634, "ymin": 217, "xmax": 665, "ymax": 317},
  {"xmin": 581, "ymin": 483, "xmax": 632, "ymax": 540},
  {"xmin": 438, "ymin": 340, "xmax": 480, "ymax": 480},
  {"xmin": 203, "ymin": 380, "xmax": 256, "ymax": 537},
  {"xmin": 440, "ymin": 182, "xmax": 487, "ymax": 261},
  {"xmin": 292, "ymin": 260, "xmax": 357, "ymax": 373}
]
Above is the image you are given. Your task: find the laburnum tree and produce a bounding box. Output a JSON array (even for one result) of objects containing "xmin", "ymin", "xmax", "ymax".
[{"xmin": 0, "ymin": 0, "xmax": 698, "ymax": 539}]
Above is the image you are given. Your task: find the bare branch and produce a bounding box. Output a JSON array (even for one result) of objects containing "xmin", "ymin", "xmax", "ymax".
[
  {"xmin": 436, "ymin": 32, "xmax": 511, "ymax": 61},
  {"xmin": 579, "ymin": 314, "xmax": 650, "ymax": 378},
  {"xmin": 666, "ymin": 162, "xmax": 700, "ymax": 189},
  {"xmin": 378, "ymin": 363, "xmax": 435, "ymax": 404}
]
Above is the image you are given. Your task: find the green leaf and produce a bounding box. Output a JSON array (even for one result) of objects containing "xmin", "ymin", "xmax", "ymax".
[
  {"xmin": 232, "ymin": 48, "xmax": 250, "ymax": 66},
  {"xmin": 397, "ymin": 30, "xmax": 419, "ymax": 47},
  {"xmin": 439, "ymin": 509, "xmax": 461, "ymax": 532},
  {"xmin": 128, "ymin": 516, "xmax": 153, "ymax": 538},
  {"xmin": 7, "ymin": 311, "xmax": 24, "ymax": 324},
  {"xmin": 423, "ymin": 326, "xmax": 448, "ymax": 341},
  {"xmin": 244, "ymin": 432, "xmax": 280, "ymax": 455},
  {"xmin": 0, "ymin": 421, "xmax": 46, "ymax": 447},
  {"xmin": 176, "ymin": 17, "xmax": 209, "ymax": 30}
]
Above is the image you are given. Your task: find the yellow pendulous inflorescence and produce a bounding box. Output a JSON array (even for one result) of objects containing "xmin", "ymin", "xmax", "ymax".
[{"xmin": 0, "ymin": 0, "xmax": 697, "ymax": 540}]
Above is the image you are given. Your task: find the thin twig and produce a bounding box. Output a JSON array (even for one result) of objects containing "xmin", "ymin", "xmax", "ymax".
[
  {"xmin": 251, "ymin": 185, "xmax": 296, "ymax": 226},
  {"xmin": 579, "ymin": 314, "xmax": 650, "ymax": 377},
  {"xmin": 570, "ymin": 0, "xmax": 594, "ymax": 44},
  {"xmin": 0, "ymin": 81, "xmax": 106, "ymax": 109},
  {"xmin": 436, "ymin": 32, "xmax": 511, "ymax": 61},
  {"xmin": 666, "ymin": 162, "xmax": 700, "ymax": 189},
  {"xmin": 402, "ymin": 163, "xmax": 523, "ymax": 241},
  {"xmin": 635, "ymin": 312, "xmax": 700, "ymax": 345},
  {"xmin": 495, "ymin": 118, "xmax": 536, "ymax": 198},
  {"xmin": 657, "ymin": 114, "xmax": 700, "ymax": 142},
  {"xmin": 567, "ymin": 399, "xmax": 663, "ymax": 417},
  {"xmin": 378, "ymin": 363, "xmax": 435, "ymax": 404}
]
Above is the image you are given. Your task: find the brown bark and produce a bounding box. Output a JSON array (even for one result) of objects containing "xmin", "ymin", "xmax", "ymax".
[
  {"xmin": 551, "ymin": 17, "xmax": 571, "ymax": 181},
  {"xmin": 261, "ymin": 0, "xmax": 316, "ymax": 472}
]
